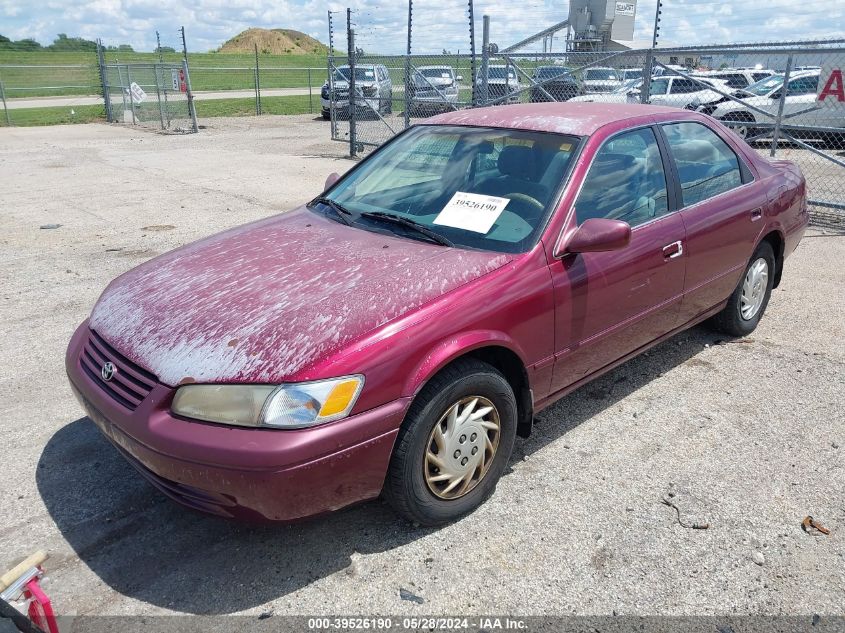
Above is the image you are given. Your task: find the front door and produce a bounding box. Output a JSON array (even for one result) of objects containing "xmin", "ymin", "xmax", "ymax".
[{"xmin": 548, "ymin": 126, "xmax": 687, "ymax": 394}]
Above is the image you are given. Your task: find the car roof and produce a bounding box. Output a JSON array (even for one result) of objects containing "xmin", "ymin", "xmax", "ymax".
[
  {"xmin": 417, "ymin": 65, "xmax": 452, "ymax": 70},
  {"xmin": 424, "ymin": 102, "xmax": 680, "ymax": 136}
]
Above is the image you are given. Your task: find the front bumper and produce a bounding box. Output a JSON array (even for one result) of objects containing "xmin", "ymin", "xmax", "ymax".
[{"xmin": 65, "ymin": 322, "xmax": 408, "ymax": 522}]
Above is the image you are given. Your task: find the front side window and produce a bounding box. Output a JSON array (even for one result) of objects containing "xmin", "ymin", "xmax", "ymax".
[
  {"xmin": 650, "ymin": 78, "xmax": 670, "ymax": 95},
  {"xmin": 670, "ymin": 78, "xmax": 701, "ymax": 94},
  {"xmin": 663, "ymin": 122, "xmax": 743, "ymax": 207},
  {"xmin": 786, "ymin": 76, "xmax": 819, "ymax": 96},
  {"xmin": 320, "ymin": 126, "xmax": 579, "ymax": 253},
  {"xmin": 574, "ymin": 127, "xmax": 669, "ymax": 228}
]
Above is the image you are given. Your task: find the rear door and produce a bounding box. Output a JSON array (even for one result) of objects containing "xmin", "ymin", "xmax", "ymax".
[
  {"xmin": 549, "ymin": 125, "xmax": 687, "ymax": 393},
  {"xmin": 659, "ymin": 120, "xmax": 768, "ymax": 322}
]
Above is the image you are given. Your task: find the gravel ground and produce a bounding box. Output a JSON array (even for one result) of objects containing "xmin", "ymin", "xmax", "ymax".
[{"xmin": 0, "ymin": 115, "xmax": 843, "ymax": 622}]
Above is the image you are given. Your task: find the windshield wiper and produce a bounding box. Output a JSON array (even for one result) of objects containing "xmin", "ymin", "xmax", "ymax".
[
  {"xmin": 360, "ymin": 211, "xmax": 454, "ymax": 247},
  {"xmin": 311, "ymin": 196, "xmax": 352, "ymax": 225}
]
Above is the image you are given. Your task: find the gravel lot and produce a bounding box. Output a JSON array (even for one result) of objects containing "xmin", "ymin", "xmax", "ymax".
[{"xmin": 0, "ymin": 115, "xmax": 843, "ymax": 622}]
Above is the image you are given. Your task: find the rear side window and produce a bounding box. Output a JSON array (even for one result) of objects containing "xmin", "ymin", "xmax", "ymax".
[
  {"xmin": 662, "ymin": 122, "xmax": 743, "ymax": 207},
  {"xmin": 670, "ymin": 78, "xmax": 700, "ymax": 94},
  {"xmin": 575, "ymin": 127, "xmax": 669, "ymax": 228}
]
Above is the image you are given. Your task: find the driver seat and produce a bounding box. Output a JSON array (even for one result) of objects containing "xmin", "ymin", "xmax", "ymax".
[{"xmin": 477, "ymin": 145, "xmax": 550, "ymax": 205}]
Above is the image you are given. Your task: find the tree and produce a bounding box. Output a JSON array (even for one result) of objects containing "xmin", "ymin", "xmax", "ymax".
[
  {"xmin": 49, "ymin": 33, "xmax": 97, "ymax": 51},
  {"xmin": 156, "ymin": 45, "xmax": 176, "ymax": 53}
]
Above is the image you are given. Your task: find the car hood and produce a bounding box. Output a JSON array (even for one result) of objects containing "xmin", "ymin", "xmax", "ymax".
[{"xmin": 89, "ymin": 207, "xmax": 511, "ymax": 386}]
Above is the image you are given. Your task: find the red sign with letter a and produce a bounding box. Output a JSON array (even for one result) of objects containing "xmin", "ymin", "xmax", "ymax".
[{"xmin": 818, "ymin": 66, "xmax": 845, "ymax": 104}]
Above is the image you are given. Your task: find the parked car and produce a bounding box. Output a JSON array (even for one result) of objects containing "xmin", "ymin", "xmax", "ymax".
[
  {"xmin": 320, "ymin": 64, "xmax": 393, "ymax": 120},
  {"xmin": 477, "ymin": 64, "xmax": 522, "ymax": 103},
  {"xmin": 579, "ymin": 67, "xmax": 623, "ymax": 93},
  {"xmin": 569, "ymin": 76, "xmax": 730, "ymax": 110},
  {"xmin": 409, "ymin": 65, "xmax": 461, "ymax": 115},
  {"xmin": 67, "ymin": 103, "xmax": 808, "ymax": 526},
  {"xmin": 529, "ymin": 66, "xmax": 581, "ymax": 102},
  {"xmin": 619, "ymin": 68, "xmax": 644, "ymax": 81},
  {"xmin": 693, "ymin": 68, "xmax": 775, "ymax": 90},
  {"xmin": 697, "ymin": 69, "xmax": 841, "ymax": 142}
]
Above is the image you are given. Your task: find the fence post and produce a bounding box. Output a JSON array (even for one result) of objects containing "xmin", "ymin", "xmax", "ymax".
[
  {"xmin": 0, "ymin": 78, "xmax": 10, "ymax": 127},
  {"xmin": 182, "ymin": 58, "xmax": 199, "ymax": 132},
  {"xmin": 254, "ymin": 43, "xmax": 262, "ymax": 115},
  {"xmin": 480, "ymin": 15, "xmax": 490, "ymax": 106},
  {"xmin": 347, "ymin": 8, "xmax": 357, "ymax": 157},
  {"xmin": 770, "ymin": 53, "xmax": 794, "ymax": 157},
  {"xmin": 96, "ymin": 39, "xmax": 113, "ymax": 122},
  {"xmin": 468, "ymin": 0, "xmax": 477, "ymax": 106},
  {"xmin": 125, "ymin": 64, "xmax": 137, "ymax": 125},
  {"xmin": 305, "ymin": 69, "xmax": 311, "ymax": 114},
  {"xmin": 641, "ymin": 49, "xmax": 653, "ymax": 104},
  {"xmin": 154, "ymin": 64, "xmax": 166, "ymax": 130},
  {"xmin": 404, "ymin": 0, "xmax": 412, "ymax": 128}
]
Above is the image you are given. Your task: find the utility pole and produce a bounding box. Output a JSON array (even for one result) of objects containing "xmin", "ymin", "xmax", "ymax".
[{"xmin": 156, "ymin": 30, "xmax": 163, "ymax": 62}]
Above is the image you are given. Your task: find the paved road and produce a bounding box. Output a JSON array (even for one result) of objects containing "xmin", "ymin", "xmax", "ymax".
[{"xmin": 4, "ymin": 87, "xmax": 315, "ymax": 109}]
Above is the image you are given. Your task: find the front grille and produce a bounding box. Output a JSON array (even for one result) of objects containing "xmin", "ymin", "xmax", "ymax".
[{"xmin": 79, "ymin": 329, "xmax": 157, "ymax": 410}]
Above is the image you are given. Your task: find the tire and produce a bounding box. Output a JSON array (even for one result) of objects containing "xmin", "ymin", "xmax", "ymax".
[
  {"xmin": 384, "ymin": 358, "xmax": 517, "ymax": 526},
  {"xmin": 321, "ymin": 110, "xmax": 331, "ymax": 120},
  {"xmin": 720, "ymin": 112, "xmax": 757, "ymax": 142},
  {"xmin": 711, "ymin": 241, "xmax": 776, "ymax": 337}
]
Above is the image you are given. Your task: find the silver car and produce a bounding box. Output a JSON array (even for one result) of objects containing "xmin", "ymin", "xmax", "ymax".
[
  {"xmin": 409, "ymin": 65, "xmax": 461, "ymax": 114},
  {"xmin": 321, "ymin": 64, "xmax": 393, "ymax": 120}
]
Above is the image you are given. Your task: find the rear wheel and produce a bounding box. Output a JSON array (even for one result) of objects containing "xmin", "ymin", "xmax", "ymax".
[
  {"xmin": 384, "ymin": 359, "xmax": 517, "ymax": 526},
  {"xmin": 712, "ymin": 241, "xmax": 775, "ymax": 337}
]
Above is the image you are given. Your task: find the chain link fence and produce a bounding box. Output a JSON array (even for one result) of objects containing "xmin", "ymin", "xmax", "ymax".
[
  {"xmin": 328, "ymin": 43, "xmax": 845, "ymax": 228},
  {"xmin": 101, "ymin": 61, "xmax": 197, "ymax": 133}
]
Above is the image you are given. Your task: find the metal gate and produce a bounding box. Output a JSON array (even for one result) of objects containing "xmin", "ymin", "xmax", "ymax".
[{"xmin": 102, "ymin": 61, "xmax": 198, "ymax": 133}]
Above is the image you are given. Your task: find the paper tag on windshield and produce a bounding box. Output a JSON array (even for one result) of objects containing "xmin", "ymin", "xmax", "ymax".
[{"xmin": 433, "ymin": 192, "xmax": 510, "ymax": 234}]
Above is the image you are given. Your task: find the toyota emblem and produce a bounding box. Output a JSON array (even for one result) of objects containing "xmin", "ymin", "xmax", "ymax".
[{"xmin": 101, "ymin": 362, "xmax": 116, "ymax": 382}]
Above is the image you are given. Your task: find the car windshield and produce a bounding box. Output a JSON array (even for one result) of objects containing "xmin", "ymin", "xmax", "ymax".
[
  {"xmin": 743, "ymin": 74, "xmax": 784, "ymax": 95},
  {"xmin": 536, "ymin": 67, "xmax": 570, "ymax": 80},
  {"xmin": 585, "ymin": 69, "xmax": 618, "ymax": 80},
  {"xmin": 489, "ymin": 67, "xmax": 516, "ymax": 79},
  {"xmin": 334, "ymin": 67, "xmax": 377, "ymax": 82},
  {"xmin": 316, "ymin": 125, "xmax": 580, "ymax": 253}
]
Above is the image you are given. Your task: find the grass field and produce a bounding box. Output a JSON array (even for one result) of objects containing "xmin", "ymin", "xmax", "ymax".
[
  {"xmin": 0, "ymin": 51, "xmax": 328, "ymax": 98},
  {"xmin": 0, "ymin": 95, "xmax": 315, "ymax": 127}
]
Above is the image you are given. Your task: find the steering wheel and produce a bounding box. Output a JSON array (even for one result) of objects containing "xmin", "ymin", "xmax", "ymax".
[{"xmin": 505, "ymin": 192, "xmax": 544, "ymax": 213}]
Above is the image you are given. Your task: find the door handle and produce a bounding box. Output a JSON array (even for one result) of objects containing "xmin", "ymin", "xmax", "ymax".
[
  {"xmin": 662, "ymin": 240, "xmax": 683, "ymax": 259},
  {"xmin": 751, "ymin": 207, "xmax": 763, "ymax": 221}
]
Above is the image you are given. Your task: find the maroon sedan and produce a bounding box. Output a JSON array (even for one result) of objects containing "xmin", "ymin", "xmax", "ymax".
[{"xmin": 66, "ymin": 103, "xmax": 808, "ymax": 525}]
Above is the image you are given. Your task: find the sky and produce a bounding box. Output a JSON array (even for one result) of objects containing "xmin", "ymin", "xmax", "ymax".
[{"xmin": 0, "ymin": 0, "xmax": 841, "ymax": 55}]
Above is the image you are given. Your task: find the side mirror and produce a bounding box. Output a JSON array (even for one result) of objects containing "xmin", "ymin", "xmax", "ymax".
[
  {"xmin": 324, "ymin": 172, "xmax": 340, "ymax": 191},
  {"xmin": 559, "ymin": 218, "xmax": 631, "ymax": 256}
]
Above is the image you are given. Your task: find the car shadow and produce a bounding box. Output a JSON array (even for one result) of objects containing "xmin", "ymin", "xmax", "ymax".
[{"xmin": 38, "ymin": 324, "xmax": 721, "ymax": 614}]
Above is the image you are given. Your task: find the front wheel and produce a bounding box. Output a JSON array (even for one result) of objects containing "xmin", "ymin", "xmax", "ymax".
[
  {"xmin": 384, "ymin": 359, "xmax": 517, "ymax": 526},
  {"xmin": 720, "ymin": 112, "xmax": 757, "ymax": 141},
  {"xmin": 712, "ymin": 241, "xmax": 775, "ymax": 337}
]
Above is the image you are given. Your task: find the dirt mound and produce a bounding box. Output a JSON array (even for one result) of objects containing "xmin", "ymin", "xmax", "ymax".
[{"xmin": 220, "ymin": 28, "xmax": 327, "ymax": 55}]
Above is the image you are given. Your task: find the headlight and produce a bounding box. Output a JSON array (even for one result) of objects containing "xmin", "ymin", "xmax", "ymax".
[{"xmin": 171, "ymin": 375, "xmax": 364, "ymax": 429}]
